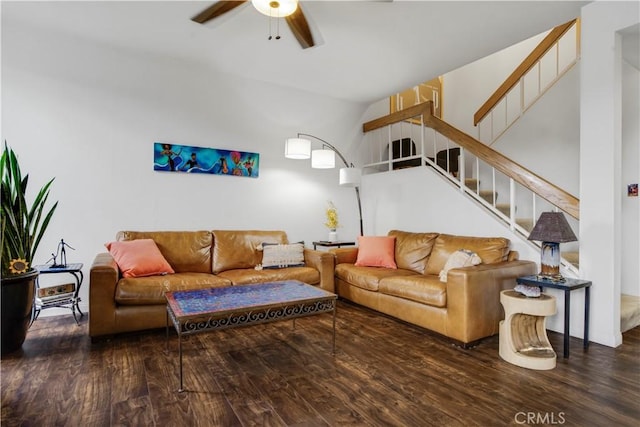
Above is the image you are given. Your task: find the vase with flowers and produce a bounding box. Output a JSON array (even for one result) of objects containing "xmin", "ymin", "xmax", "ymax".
[{"xmin": 324, "ymin": 201, "xmax": 339, "ymax": 242}]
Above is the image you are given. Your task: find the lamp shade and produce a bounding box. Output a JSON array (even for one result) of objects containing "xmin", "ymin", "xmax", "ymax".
[
  {"xmin": 528, "ymin": 212, "xmax": 577, "ymax": 243},
  {"xmin": 339, "ymin": 167, "xmax": 362, "ymax": 187},
  {"xmin": 311, "ymin": 149, "xmax": 335, "ymax": 169},
  {"xmin": 284, "ymin": 138, "xmax": 311, "ymax": 159},
  {"xmin": 252, "ymin": 0, "xmax": 298, "ymax": 17}
]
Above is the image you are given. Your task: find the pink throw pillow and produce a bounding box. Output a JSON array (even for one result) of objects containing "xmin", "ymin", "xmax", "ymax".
[
  {"xmin": 354, "ymin": 236, "xmax": 397, "ymax": 269},
  {"xmin": 105, "ymin": 239, "xmax": 175, "ymax": 278}
]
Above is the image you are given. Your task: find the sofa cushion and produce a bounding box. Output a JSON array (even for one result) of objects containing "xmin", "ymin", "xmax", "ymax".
[
  {"xmin": 217, "ymin": 266, "xmax": 320, "ymax": 286},
  {"xmin": 354, "ymin": 236, "xmax": 397, "ymax": 269},
  {"xmin": 388, "ymin": 230, "xmax": 439, "ymax": 274},
  {"xmin": 425, "ymin": 234, "xmax": 510, "ymax": 275},
  {"xmin": 335, "ymin": 263, "xmax": 419, "ymax": 291},
  {"xmin": 115, "ymin": 273, "xmax": 231, "ymax": 305},
  {"xmin": 212, "ymin": 230, "xmax": 287, "ymax": 273},
  {"xmin": 117, "ymin": 231, "xmax": 212, "ymax": 274},
  {"xmin": 378, "ymin": 275, "xmax": 447, "ymax": 308},
  {"xmin": 439, "ymin": 249, "xmax": 482, "ymax": 282},
  {"xmin": 260, "ymin": 242, "xmax": 305, "ymax": 269},
  {"xmin": 106, "ymin": 239, "xmax": 175, "ymax": 278}
]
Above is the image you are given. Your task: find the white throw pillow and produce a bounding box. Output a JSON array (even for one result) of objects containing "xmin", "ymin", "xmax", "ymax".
[
  {"xmin": 439, "ymin": 249, "xmax": 482, "ymax": 282},
  {"xmin": 259, "ymin": 242, "xmax": 305, "ymax": 269}
]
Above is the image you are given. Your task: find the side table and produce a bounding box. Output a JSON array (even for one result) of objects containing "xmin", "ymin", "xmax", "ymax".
[
  {"xmin": 312, "ymin": 241, "xmax": 356, "ymax": 250},
  {"xmin": 499, "ymin": 290, "xmax": 557, "ymax": 370},
  {"xmin": 34, "ymin": 263, "xmax": 84, "ymax": 324},
  {"xmin": 517, "ymin": 275, "xmax": 591, "ymax": 358}
]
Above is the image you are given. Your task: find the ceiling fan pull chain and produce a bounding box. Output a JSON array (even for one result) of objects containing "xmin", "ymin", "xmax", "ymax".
[{"xmin": 266, "ymin": 7, "xmax": 281, "ymax": 41}]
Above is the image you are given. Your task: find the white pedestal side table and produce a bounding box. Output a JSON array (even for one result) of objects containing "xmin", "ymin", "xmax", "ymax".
[{"xmin": 499, "ymin": 290, "xmax": 557, "ymax": 370}]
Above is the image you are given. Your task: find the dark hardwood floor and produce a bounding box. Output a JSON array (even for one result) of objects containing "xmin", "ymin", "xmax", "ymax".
[{"xmin": 2, "ymin": 300, "xmax": 639, "ymax": 426}]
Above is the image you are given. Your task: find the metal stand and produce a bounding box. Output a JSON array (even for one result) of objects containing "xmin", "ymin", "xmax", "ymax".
[{"xmin": 34, "ymin": 263, "xmax": 84, "ymax": 324}]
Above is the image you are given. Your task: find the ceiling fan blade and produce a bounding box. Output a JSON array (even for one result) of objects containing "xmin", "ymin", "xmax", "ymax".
[
  {"xmin": 191, "ymin": 1, "xmax": 248, "ymax": 24},
  {"xmin": 285, "ymin": 5, "xmax": 315, "ymax": 49}
]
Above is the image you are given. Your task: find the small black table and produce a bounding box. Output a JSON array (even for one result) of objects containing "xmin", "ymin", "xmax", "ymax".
[
  {"xmin": 34, "ymin": 263, "xmax": 84, "ymax": 324},
  {"xmin": 312, "ymin": 241, "xmax": 356, "ymax": 250},
  {"xmin": 516, "ymin": 275, "xmax": 591, "ymax": 358}
]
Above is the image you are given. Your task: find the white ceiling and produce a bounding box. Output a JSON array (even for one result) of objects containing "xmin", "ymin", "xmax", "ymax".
[{"xmin": 2, "ymin": 1, "xmax": 588, "ymax": 104}]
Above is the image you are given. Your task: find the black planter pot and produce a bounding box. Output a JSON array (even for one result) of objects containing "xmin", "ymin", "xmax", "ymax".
[{"xmin": 1, "ymin": 269, "xmax": 37, "ymax": 355}]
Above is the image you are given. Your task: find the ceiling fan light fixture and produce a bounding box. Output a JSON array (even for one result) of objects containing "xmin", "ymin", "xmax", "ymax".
[{"xmin": 252, "ymin": 0, "xmax": 298, "ymax": 18}]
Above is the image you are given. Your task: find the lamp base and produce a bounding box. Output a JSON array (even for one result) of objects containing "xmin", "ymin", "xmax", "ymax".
[{"xmin": 539, "ymin": 241, "xmax": 564, "ymax": 281}]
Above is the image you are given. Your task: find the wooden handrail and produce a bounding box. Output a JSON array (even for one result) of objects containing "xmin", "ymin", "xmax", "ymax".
[
  {"xmin": 362, "ymin": 102, "xmax": 580, "ymax": 219},
  {"xmin": 363, "ymin": 102, "xmax": 432, "ymax": 133},
  {"xmin": 473, "ymin": 19, "xmax": 578, "ymax": 126}
]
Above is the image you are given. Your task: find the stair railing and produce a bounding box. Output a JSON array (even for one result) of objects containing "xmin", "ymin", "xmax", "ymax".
[
  {"xmin": 362, "ymin": 101, "xmax": 580, "ymax": 276},
  {"xmin": 473, "ymin": 19, "xmax": 580, "ymax": 145}
]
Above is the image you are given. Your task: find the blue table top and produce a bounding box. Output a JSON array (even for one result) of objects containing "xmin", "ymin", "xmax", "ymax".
[{"xmin": 166, "ymin": 280, "xmax": 335, "ymax": 318}]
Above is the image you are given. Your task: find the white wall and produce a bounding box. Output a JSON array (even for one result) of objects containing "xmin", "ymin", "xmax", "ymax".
[
  {"xmin": 1, "ymin": 20, "xmax": 368, "ymax": 315},
  {"xmin": 442, "ymin": 32, "xmax": 546, "ymax": 136},
  {"xmin": 441, "ymin": 26, "xmax": 581, "ymax": 203},
  {"xmin": 621, "ymin": 52, "xmax": 640, "ymax": 296},
  {"xmin": 361, "ymin": 167, "xmax": 540, "ymax": 256},
  {"xmin": 580, "ymin": 0, "xmax": 639, "ymax": 347},
  {"xmin": 492, "ymin": 65, "xmax": 580, "ymax": 197}
]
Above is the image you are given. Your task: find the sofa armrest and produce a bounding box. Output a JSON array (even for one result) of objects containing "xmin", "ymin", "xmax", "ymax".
[
  {"xmin": 329, "ymin": 247, "xmax": 359, "ymax": 265},
  {"xmin": 303, "ymin": 249, "xmax": 336, "ymax": 293},
  {"xmin": 445, "ymin": 260, "xmax": 537, "ymax": 343},
  {"xmin": 89, "ymin": 252, "xmax": 120, "ymax": 338}
]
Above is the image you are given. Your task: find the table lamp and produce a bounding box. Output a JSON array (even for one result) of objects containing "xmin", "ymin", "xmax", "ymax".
[{"xmin": 527, "ymin": 212, "xmax": 577, "ymax": 281}]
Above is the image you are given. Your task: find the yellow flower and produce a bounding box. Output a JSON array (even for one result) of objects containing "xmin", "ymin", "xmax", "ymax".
[
  {"xmin": 8, "ymin": 258, "xmax": 29, "ymax": 274},
  {"xmin": 324, "ymin": 201, "xmax": 339, "ymax": 230}
]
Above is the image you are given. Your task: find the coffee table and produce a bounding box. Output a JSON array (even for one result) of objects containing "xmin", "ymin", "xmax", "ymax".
[{"xmin": 165, "ymin": 280, "xmax": 337, "ymax": 392}]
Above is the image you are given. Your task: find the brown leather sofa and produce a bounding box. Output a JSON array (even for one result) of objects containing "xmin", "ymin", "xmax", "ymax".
[
  {"xmin": 89, "ymin": 230, "xmax": 335, "ymax": 340},
  {"xmin": 331, "ymin": 230, "xmax": 537, "ymax": 346}
]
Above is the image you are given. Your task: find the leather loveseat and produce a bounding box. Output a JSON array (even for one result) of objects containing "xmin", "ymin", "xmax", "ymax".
[
  {"xmin": 89, "ymin": 230, "xmax": 335, "ymax": 340},
  {"xmin": 331, "ymin": 230, "xmax": 536, "ymax": 346}
]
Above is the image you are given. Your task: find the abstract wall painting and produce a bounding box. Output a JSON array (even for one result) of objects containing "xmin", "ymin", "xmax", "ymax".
[{"xmin": 153, "ymin": 142, "xmax": 259, "ymax": 178}]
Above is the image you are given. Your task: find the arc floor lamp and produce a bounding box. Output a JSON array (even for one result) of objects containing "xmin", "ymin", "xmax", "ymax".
[{"xmin": 285, "ymin": 133, "xmax": 363, "ymax": 236}]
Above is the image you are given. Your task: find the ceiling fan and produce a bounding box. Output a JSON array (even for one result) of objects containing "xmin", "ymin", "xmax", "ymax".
[{"xmin": 191, "ymin": 0, "xmax": 315, "ymax": 49}]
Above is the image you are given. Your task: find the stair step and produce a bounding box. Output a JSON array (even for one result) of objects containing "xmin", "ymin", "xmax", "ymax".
[
  {"xmin": 562, "ymin": 251, "xmax": 579, "ymax": 268},
  {"xmin": 465, "ymin": 178, "xmax": 478, "ymax": 191},
  {"xmin": 480, "ymin": 190, "xmax": 497, "ymax": 204},
  {"xmin": 496, "ymin": 203, "xmax": 510, "ymax": 216},
  {"xmin": 516, "ymin": 218, "xmax": 534, "ymax": 232}
]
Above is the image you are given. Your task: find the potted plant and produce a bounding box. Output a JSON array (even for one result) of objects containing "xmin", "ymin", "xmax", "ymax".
[{"xmin": 1, "ymin": 142, "xmax": 57, "ymax": 355}]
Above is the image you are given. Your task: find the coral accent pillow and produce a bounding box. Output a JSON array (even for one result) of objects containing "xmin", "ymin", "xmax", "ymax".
[
  {"xmin": 105, "ymin": 239, "xmax": 175, "ymax": 278},
  {"xmin": 355, "ymin": 236, "xmax": 397, "ymax": 269}
]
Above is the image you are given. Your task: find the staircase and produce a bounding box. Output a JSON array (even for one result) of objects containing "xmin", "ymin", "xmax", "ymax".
[
  {"xmin": 474, "ymin": 18, "xmax": 581, "ymax": 270},
  {"xmin": 474, "ymin": 19, "xmax": 580, "ymax": 146},
  {"xmin": 465, "ymin": 178, "xmax": 534, "ymax": 232},
  {"xmin": 358, "ymin": 19, "xmax": 583, "ymax": 274},
  {"xmin": 361, "ymin": 100, "xmax": 580, "ymax": 278},
  {"xmin": 468, "ymin": 176, "xmax": 577, "ymax": 268}
]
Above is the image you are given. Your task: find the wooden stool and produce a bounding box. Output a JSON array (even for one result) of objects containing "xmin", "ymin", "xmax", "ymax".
[{"xmin": 499, "ymin": 290, "xmax": 557, "ymax": 370}]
